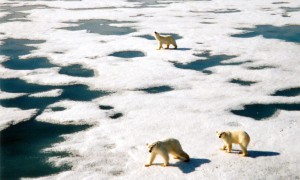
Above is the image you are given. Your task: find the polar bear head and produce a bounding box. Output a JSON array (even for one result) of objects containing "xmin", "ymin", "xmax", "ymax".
[
  {"xmin": 146, "ymin": 142, "xmax": 160, "ymax": 153},
  {"xmin": 216, "ymin": 131, "xmax": 227, "ymax": 138}
]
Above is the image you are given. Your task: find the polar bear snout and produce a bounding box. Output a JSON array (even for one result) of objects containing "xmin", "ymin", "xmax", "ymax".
[
  {"xmin": 216, "ymin": 131, "xmax": 225, "ymax": 138},
  {"xmin": 147, "ymin": 143, "xmax": 157, "ymax": 153}
]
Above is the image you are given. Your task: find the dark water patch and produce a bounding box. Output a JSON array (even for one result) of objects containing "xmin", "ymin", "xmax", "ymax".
[
  {"xmin": 0, "ymin": 38, "xmax": 45, "ymax": 57},
  {"xmin": 0, "ymin": 38, "xmax": 56, "ymax": 70},
  {"xmin": 109, "ymin": 51, "xmax": 145, "ymax": 58},
  {"xmin": 135, "ymin": 34, "xmax": 155, "ymax": 40},
  {"xmin": 272, "ymin": 87, "xmax": 300, "ymax": 97},
  {"xmin": 127, "ymin": 0, "xmax": 172, "ymax": 8},
  {"xmin": 230, "ymin": 79, "xmax": 257, "ymax": 86},
  {"xmin": 231, "ymin": 103, "xmax": 300, "ymax": 120},
  {"xmin": 231, "ymin": 25, "xmax": 300, "ymax": 44},
  {"xmin": 62, "ymin": 19, "xmax": 136, "ymax": 35},
  {"xmin": 280, "ymin": 6, "xmax": 300, "ymax": 13},
  {"xmin": 272, "ymin": 2, "xmax": 289, "ymax": 4},
  {"xmin": 99, "ymin": 105, "xmax": 114, "ymax": 110},
  {"xmin": 53, "ymin": 51, "xmax": 64, "ymax": 54},
  {"xmin": 139, "ymin": 85, "xmax": 174, "ymax": 94},
  {"xmin": 1, "ymin": 78, "xmax": 54, "ymax": 94},
  {"xmin": 208, "ymin": 9, "xmax": 241, "ymax": 14},
  {"xmin": 59, "ymin": 64, "xmax": 94, "ymax": 77},
  {"xmin": 200, "ymin": 22, "xmax": 215, "ymax": 24},
  {"xmin": 0, "ymin": 5, "xmax": 50, "ymax": 23},
  {"xmin": 109, "ymin": 112, "xmax": 123, "ymax": 119},
  {"xmin": 135, "ymin": 33, "xmax": 182, "ymax": 40},
  {"xmin": 0, "ymin": 119, "xmax": 90, "ymax": 179},
  {"xmin": 0, "ymin": 78, "xmax": 108, "ymax": 110},
  {"xmin": 261, "ymin": 8, "xmax": 273, "ymax": 11},
  {"xmin": 172, "ymin": 51, "xmax": 240, "ymax": 73},
  {"xmin": 280, "ymin": 6, "xmax": 300, "ymax": 17},
  {"xmin": 191, "ymin": 9, "xmax": 240, "ymax": 14},
  {"xmin": 50, "ymin": 107, "xmax": 66, "ymax": 111},
  {"xmin": 3, "ymin": 56, "xmax": 56, "ymax": 70},
  {"xmin": 202, "ymin": 70, "xmax": 213, "ymax": 75},
  {"xmin": 247, "ymin": 65, "xmax": 276, "ymax": 70}
]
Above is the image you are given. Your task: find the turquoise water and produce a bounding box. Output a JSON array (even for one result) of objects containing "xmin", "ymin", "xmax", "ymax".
[
  {"xmin": 99, "ymin": 105, "xmax": 114, "ymax": 110},
  {"xmin": 230, "ymin": 79, "xmax": 256, "ymax": 86},
  {"xmin": 231, "ymin": 25, "xmax": 300, "ymax": 44},
  {"xmin": 59, "ymin": 64, "xmax": 94, "ymax": 77},
  {"xmin": 272, "ymin": 88, "xmax": 300, "ymax": 97},
  {"xmin": 62, "ymin": 19, "xmax": 136, "ymax": 35},
  {"xmin": 0, "ymin": 78, "xmax": 108, "ymax": 110},
  {"xmin": 231, "ymin": 103, "xmax": 300, "ymax": 120},
  {"xmin": 109, "ymin": 112, "xmax": 123, "ymax": 119},
  {"xmin": 139, "ymin": 86, "xmax": 174, "ymax": 94},
  {"xmin": 0, "ymin": 119, "xmax": 90, "ymax": 179},
  {"xmin": 0, "ymin": 39, "xmax": 56, "ymax": 70},
  {"xmin": 172, "ymin": 51, "xmax": 242, "ymax": 73},
  {"xmin": 0, "ymin": 38, "xmax": 108, "ymax": 179},
  {"xmin": 136, "ymin": 33, "xmax": 182, "ymax": 40},
  {"xmin": 109, "ymin": 51, "xmax": 145, "ymax": 58}
]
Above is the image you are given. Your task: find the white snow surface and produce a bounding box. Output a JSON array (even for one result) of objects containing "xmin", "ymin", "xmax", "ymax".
[
  {"xmin": 1, "ymin": 0, "xmax": 300, "ymax": 179},
  {"xmin": 0, "ymin": 106, "xmax": 37, "ymax": 131},
  {"xmin": 28, "ymin": 89, "xmax": 63, "ymax": 98}
]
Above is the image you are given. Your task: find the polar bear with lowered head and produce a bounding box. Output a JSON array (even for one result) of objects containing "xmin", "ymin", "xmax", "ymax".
[
  {"xmin": 145, "ymin": 138, "xmax": 189, "ymax": 167},
  {"xmin": 216, "ymin": 130, "xmax": 250, "ymax": 157},
  {"xmin": 154, "ymin": 32, "xmax": 177, "ymax": 50}
]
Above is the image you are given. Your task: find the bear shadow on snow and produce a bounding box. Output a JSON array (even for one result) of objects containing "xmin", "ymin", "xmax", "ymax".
[
  {"xmin": 162, "ymin": 47, "xmax": 191, "ymax": 51},
  {"xmin": 173, "ymin": 158, "xmax": 211, "ymax": 174},
  {"xmin": 247, "ymin": 150, "xmax": 280, "ymax": 158},
  {"xmin": 230, "ymin": 149, "xmax": 280, "ymax": 158}
]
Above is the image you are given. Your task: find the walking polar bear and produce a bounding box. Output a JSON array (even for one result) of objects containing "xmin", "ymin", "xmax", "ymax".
[
  {"xmin": 216, "ymin": 130, "xmax": 250, "ymax": 157},
  {"xmin": 145, "ymin": 138, "xmax": 189, "ymax": 167},
  {"xmin": 154, "ymin": 32, "xmax": 177, "ymax": 50}
]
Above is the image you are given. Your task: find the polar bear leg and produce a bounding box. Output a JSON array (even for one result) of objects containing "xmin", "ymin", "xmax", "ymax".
[
  {"xmin": 157, "ymin": 43, "xmax": 162, "ymax": 50},
  {"xmin": 220, "ymin": 144, "xmax": 227, "ymax": 150},
  {"xmin": 172, "ymin": 151, "xmax": 190, "ymax": 162},
  {"xmin": 226, "ymin": 144, "xmax": 232, "ymax": 153},
  {"xmin": 166, "ymin": 44, "xmax": 170, "ymax": 49},
  {"xmin": 179, "ymin": 151, "xmax": 190, "ymax": 162},
  {"xmin": 145, "ymin": 153, "xmax": 156, "ymax": 167},
  {"xmin": 239, "ymin": 144, "xmax": 248, "ymax": 156},
  {"xmin": 161, "ymin": 151, "xmax": 169, "ymax": 166},
  {"xmin": 173, "ymin": 43, "xmax": 177, "ymax": 49}
]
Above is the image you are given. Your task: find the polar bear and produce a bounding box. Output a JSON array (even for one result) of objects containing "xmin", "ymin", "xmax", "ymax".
[
  {"xmin": 144, "ymin": 138, "xmax": 189, "ymax": 167},
  {"xmin": 154, "ymin": 32, "xmax": 177, "ymax": 50},
  {"xmin": 216, "ymin": 130, "xmax": 250, "ymax": 157}
]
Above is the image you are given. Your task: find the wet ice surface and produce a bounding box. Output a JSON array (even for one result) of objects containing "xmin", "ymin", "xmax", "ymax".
[
  {"xmin": 0, "ymin": 78, "xmax": 108, "ymax": 110},
  {"xmin": 109, "ymin": 51, "xmax": 145, "ymax": 58},
  {"xmin": 62, "ymin": 19, "xmax": 136, "ymax": 35},
  {"xmin": 59, "ymin": 64, "xmax": 94, "ymax": 77},
  {"xmin": 0, "ymin": 119, "xmax": 90, "ymax": 179},
  {"xmin": 272, "ymin": 87, "xmax": 300, "ymax": 97},
  {"xmin": 136, "ymin": 33, "xmax": 182, "ymax": 40},
  {"xmin": 0, "ymin": 0, "xmax": 300, "ymax": 179},
  {"xmin": 0, "ymin": 39, "xmax": 57, "ymax": 70},
  {"xmin": 229, "ymin": 79, "xmax": 257, "ymax": 86},
  {"xmin": 231, "ymin": 25, "xmax": 300, "ymax": 44},
  {"xmin": 139, "ymin": 85, "xmax": 174, "ymax": 94},
  {"xmin": 172, "ymin": 51, "xmax": 245, "ymax": 73},
  {"xmin": 231, "ymin": 103, "xmax": 300, "ymax": 120}
]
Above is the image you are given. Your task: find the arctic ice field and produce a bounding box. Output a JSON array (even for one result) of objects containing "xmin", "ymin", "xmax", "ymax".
[{"xmin": 0, "ymin": 0, "xmax": 300, "ymax": 179}]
